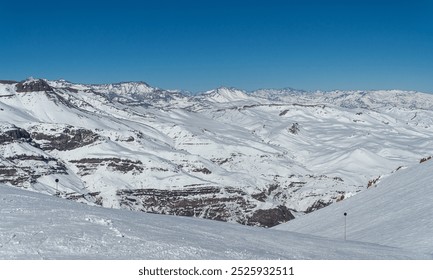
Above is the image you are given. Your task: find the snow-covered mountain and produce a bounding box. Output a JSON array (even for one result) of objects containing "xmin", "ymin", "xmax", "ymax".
[{"xmin": 1, "ymin": 78, "xmax": 432, "ymax": 227}]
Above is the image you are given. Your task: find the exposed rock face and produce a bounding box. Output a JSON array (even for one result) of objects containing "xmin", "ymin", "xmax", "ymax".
[
  {"xmin": 0, "ymin": 127, "xmax": 31, "ymax": 144},
  {"xmin": 0, "ymin": 125, "xmax": 68, "ymax": 185},
  {"xmin": 31, "ymin": 127, "xmax": 100, "ymax": 151},
  {"xmin": 16, "ymin": 79, "xmax": 53, "ymax": 92},
  {"xmin": 5, "ymin": 154, "xmax": 68, "ymax": 180},
  {"xmin": 247, "ymin": 206, "xmax": 295, "ymax": 227},
  {"xmin": 0, "ymin": 154, "xmax": 68, "ymax": 185},
  {"xmin": 117, "ymin": 187, "xmax": 295, "ymax": 227},
  {"xmin": 288, "ymin": 122, "xmax": 300, "ymax": 134},
  {"xmin": 118, "ymin": 187, "xmax": 251, "ymax": 220},
  {"xmin": 0, "ymin": 164, "xmax": 31, "ymax": 185},
  {"xmin": 420, "ymin": 156, "xmax": 432, "ymax": 163},
  {"xmin": 70, "ymin": 158, "xmax": 144, "ymax": 176},
  {"xmin": 305, "ymin": 199, "xmax": 332, "ymax": 213}
]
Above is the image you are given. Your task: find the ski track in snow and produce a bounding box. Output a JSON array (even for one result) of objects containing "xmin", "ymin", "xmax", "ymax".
[{"xmin": 0, "ymin": 185, "xmax": 430, "ymax": 260}]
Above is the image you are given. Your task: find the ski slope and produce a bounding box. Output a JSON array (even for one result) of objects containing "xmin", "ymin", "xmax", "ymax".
[
  {"xmin": 276, "ymin": 158, "xmax": 433, "ymax": 256},
  {"xmin": 0, "ymin": 184, "xmax": 429, "ymax": 260}
]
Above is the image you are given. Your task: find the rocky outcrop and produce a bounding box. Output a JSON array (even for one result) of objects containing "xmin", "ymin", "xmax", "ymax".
[
  {"xmin": 420, "ymin": 156, "xmax": 432, "ymax": 163},
  {"xmin": 0, "ymin": 165, "xmax": 31, "ymax": 185},
  {"xmin": 117, "ymin": 186, "xmax": 295, "ymax": 227},
  {"xmin": 4, "ymin": 154, "xmax": 68, "ymax": 181},
  {"xmin": 117, "ymin": 186, "xmax": 250, "ymax": 220},
  {"xmin": 305, "ymin": 199, "xmax": 332, "ymax": 213},
  {"xmin": 0, "ymin": 125, "xmax": 69, "ymax": 185},
  {"xmin": 31, "ymin": 127, "xmax": 100, "ymax": 151},
  {"xmin": 70, "ymin": 158, "xmax": 144, "ymax": 176},
  {"xmin": 247, "ymin": 206, "xmax": 295, "ymax": 227},
  {"xmin": 16, "ymin": 79, "xmax": 53, "ymax": 92},
  {"xmin": 288, "ymin": 122, "xmax": 300, "ymax": 134},
  {"xmin": 0, "ymin": 127, "xmax": 31, "ymax": 144}
]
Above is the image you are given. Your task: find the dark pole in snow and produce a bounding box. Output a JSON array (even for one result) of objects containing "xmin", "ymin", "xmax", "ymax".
[
  {"xmin": 344, "ymin": 212, "xmax": 347, "ymax": 241},
  {"xmin": 55, "ymin": 178, "xmax": 59, "ymax": 192}
]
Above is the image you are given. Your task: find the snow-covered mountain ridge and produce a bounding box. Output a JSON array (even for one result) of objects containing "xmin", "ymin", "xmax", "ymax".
[{"xmin": 1, "ymin": 78, "xmax": 432, "ymax": 227}]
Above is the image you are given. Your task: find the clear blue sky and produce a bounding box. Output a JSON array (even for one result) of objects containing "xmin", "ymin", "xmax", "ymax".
[{"xmin": 1, "ymin": 0, "xmax": 432, "ymax": 93}]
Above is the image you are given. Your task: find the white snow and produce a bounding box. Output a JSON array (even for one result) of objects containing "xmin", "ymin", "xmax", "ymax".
[
  {"xmin": 0, "ymin": 184, "xmax": 428, "ymax": 260},
  {"xmin": 203, "ymin": 87, "xmax": 251, "ymax": 103},
  {"xmin": 276, "ymin": 158, "xmax": 433, "ymax": 256}
]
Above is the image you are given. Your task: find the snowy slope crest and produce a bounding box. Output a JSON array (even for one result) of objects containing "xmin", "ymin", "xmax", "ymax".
[{"xmin": 276, "ymin": 158, "xmax": 433, "ymax": 256}]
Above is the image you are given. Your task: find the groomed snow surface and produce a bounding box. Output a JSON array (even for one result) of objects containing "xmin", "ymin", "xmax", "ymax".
[
  {"xmin": 277, "ymin": 158, "xmax": 433, "ymax": 257},
  {"xmin": 0, "ymin": 157, "xmax": 431, "ymax": 260}
]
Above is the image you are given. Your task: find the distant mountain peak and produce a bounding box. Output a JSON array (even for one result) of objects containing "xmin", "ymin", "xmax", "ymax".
[
  {"xmin": 86, "ymin": 81, "xmax": 158, "ymax": 96},
  {"xmin": 204, "ymin": 86, "xmax": 249, "ymax": 102},
  {"xmin": 16, "ymin": 78, "xmax": 53, "ymax": 93},
  {"xmin": 113, "ymin": 81, "xmax": 151, "ymax": 87}
]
